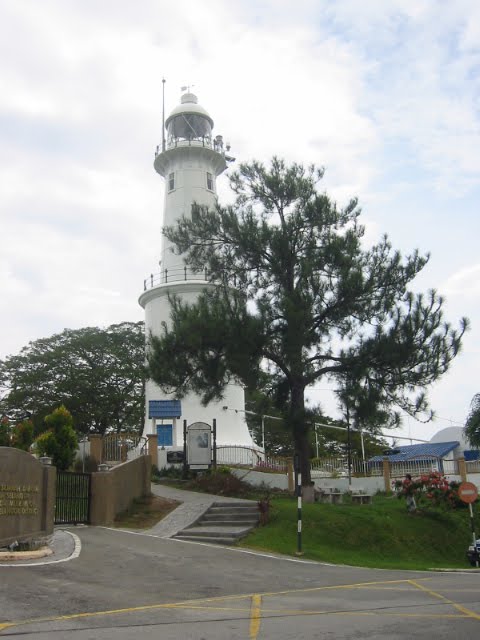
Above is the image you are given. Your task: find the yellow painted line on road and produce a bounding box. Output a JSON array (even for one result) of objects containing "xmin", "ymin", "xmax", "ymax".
[
  {"xmin": 249, "ymin": 595, "xmax": 262, "ymax": 639},
  {"xmin": 409, "ymin": 580, "xmax": 480, "ymax": 621},
  {"xmin": 0, "ymin": 578, "xmax": 439, "ymax": 635},
  {"xmin": 166, "ymin": 577, "xmax": 429, "ymax": 604}
]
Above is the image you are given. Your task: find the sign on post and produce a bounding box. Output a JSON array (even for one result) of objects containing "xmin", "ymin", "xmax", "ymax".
[
  {"xmin": 186, "ymin": 422, "xmax": 212, "ymax": 470},
  {"xmin": 459, "ymin": 482, "xmax": 479, "ymax": 568},
  {"xmin": 458, "ymin": 482, "xmax": 478, "ymax": 504}
]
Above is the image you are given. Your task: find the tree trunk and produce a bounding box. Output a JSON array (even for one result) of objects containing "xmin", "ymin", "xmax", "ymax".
[{"xmin": 290, "ymin": 383, "xmax": 311, "ymax": 485}]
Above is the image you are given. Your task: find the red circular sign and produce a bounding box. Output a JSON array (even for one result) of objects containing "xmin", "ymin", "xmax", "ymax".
[{"xmin": 458, "ymin": 482, "xmax": 478, "ymax": 504}]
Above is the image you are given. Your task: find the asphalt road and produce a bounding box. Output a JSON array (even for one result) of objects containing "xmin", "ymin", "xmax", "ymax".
[{"xmin": 1, "ymin": 526, "xmax": 479, "ymax": 639}]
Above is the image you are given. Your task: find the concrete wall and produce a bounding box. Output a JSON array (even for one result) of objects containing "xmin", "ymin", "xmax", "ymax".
[
  {"xmin": 232, "ymin": 467, "xmax": 480, "ymax": 494},
  {"xmin": 231, "ymin": 468, "xmax": 290, "ymax": 490},
  {"xmin": 313, "ymin": 477, "xmax": 385, "ymax": 494},
  {"xmin": 0, "ymin": 448, "xmax": 56, "ymax": 547},
  {"xmin": 89, "ymin": 455, "xmax": 151, "ymax": 526}
]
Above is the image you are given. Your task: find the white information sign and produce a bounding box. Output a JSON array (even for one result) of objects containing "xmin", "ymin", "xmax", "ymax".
[{"xmin": 187, "ymin": 422, "xmax": 212, "ymax": 469}]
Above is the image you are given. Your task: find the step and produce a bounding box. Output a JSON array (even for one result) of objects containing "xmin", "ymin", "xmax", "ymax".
[
  {"xmin": 182, "ymin": 525, "xmax": 252, "ymax": 536},
  {"xmin": 173, "ymin": 535, "xmax": 242, "ymax": 545},
  {"xmin": 199, "ymin": 518, "xmax": 258, "ymax": 527},
  {"xmin": 201, "ymin": 512, "xmax": 258, "ymax": 522},
  {"xmin": 211, "ymin": 501, "xmax": 255, "ymax": 507},
  {"xmin": 207, "ymin": 507, "xmax": 258, "ymax": 516}
]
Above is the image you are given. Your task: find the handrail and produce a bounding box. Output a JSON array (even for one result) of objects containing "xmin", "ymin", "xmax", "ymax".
[
  {"xmin": 154, "ymin": 136, "xmax": 230, "ymax": 158},
  {"xmin": 143, "ymin": 267, "xmax": 210, "ymax": 291}
]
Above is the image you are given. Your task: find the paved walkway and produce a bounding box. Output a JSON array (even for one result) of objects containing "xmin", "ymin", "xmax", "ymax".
[
  {"xmin": 1, "ymin": 484, "xmax": 255, "ymax": 566},
  {"xmin": 148, "ymin": 482, "xmax": 255, "ymax": 538}
]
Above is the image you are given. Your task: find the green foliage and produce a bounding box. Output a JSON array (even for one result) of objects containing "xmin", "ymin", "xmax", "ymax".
[
  {"xmin": 464, "ymin": 393, "xmax": 480, "ymax": 448},
  {"xmin": 152, "ymin": 465, "xmax": 185, "ymax": 481},
  {"xmin": 243, "ymin": 388, "xmax": 293, "ymax": 455},
  {"xmin": 35, "ymin": 406, "xmax": 78, "ymax": 470},
  {"xmin": 0, "ymin": 322, "xmax": 146, "ymax": 436},
  {"xmin": 241, "ymin": 495, "xmax": 478, "ymax": 569},
  {"xmin": 73, "ymin": 454, "xmax": 98, "ymax": 473},
  {"xmin": 11, "ymin": 419, "xmax": 34, "ymax": 451},
  {"xmin": 0, "ymin": 417, "xmax": 11, "ymax": 446},
  {"xmin": 0, "ymin": 417, "xmax": 35, "ymax": 450},
  {"xmin": 188, "ymin": 470, "xmax": 252, "ymax": 497},
  {"xmin": 148, "ymin": 157, "xmax": 467, "ymax": 484}
]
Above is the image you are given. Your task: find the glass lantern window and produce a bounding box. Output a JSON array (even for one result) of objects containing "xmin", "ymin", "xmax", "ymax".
[{"xmin": 167, "ymin": 114, "xmax": 212, "ymax": 141}]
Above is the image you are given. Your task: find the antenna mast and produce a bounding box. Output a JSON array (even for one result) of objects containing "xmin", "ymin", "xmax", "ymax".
[{"xmin": 162, "ymin": 77, "xmax": 166, "ymax": 152}]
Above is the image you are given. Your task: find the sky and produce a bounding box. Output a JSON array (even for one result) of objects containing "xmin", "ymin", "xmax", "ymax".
[{"xmin": 1, "ymin": 0, "xmax": 479, "ymax": 443}]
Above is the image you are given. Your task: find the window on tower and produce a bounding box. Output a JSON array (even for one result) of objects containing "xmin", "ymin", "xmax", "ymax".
[
  {"xmin": 156, "ymin": 424, "xmax": 173, "ymax": 447},
  {"xmin": 206, "ymin": 172, "xmax": 213, "ymax": 191},
  {"xmin": 168, "ymin": 172, "xmax": 175, "ymax": 191}
]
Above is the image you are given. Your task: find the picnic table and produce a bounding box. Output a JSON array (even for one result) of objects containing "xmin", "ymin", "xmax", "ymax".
[
  {"xmin": 314, "ymin": 486, "xmax": 343, "ymax": 504},
  {"xmin": 350, "ymin": 488, "xmax": 373, "ymax": 504}
]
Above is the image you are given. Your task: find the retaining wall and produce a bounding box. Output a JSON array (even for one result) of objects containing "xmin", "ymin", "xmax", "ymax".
[{"xmin": 89, "ymin": 455, "xmax": 151, "ymax": 526}]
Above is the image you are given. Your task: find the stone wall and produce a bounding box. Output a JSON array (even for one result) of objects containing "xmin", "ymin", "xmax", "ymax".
[
  {"xmin": 89, "ymin": 455, "xmax": 151, "ymax": 526},
  {"xmin": 0, "ymin": 448, "xmax": 56, "ymax": 548}
]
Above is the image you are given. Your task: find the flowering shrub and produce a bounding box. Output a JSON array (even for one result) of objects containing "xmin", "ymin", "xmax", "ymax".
[{"xmin": 393, "ymin": 471, "xmax": 462, "ymax": 509}]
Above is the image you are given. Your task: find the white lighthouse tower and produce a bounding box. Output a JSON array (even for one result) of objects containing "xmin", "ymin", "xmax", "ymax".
[{"xmin": 139, "ymin": 90, "xmax": 254, "ymax": 451}]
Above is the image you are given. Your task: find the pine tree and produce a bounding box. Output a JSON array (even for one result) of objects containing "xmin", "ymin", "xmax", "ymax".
[{"xmin": 148, "ymin": 158, "xmax": 467, "ymax": 483}]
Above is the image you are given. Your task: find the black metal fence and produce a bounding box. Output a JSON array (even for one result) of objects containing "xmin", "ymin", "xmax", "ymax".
[{"xmin": 55, "ymin": 471, "xmax": 91, "ymax": 524}]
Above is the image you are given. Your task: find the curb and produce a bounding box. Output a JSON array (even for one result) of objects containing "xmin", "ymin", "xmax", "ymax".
[{"xmin": 0, "ymin": 547, "xmax": 53, "ymax": 562}]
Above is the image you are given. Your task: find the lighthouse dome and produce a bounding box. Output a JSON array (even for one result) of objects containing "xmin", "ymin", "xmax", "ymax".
[{"xmin": 165, "ymin": 92, "xmax": 214, "ymax": 143}]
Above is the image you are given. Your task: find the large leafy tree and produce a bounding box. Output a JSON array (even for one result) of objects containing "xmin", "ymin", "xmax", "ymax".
[
  {"xmin": 148, "ymin": 158, "xmax": 467, "ymax": 483},
  {"xmin": 464, "ymin": 393, "xmax": 480, "ymax": 448},
  {"xmin": 0, "ymin": 322, "xmax": 146, "ymax": 436}
]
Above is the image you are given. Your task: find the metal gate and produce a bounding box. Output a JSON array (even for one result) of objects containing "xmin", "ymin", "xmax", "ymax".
[{"xmin": 55, "ymin": 471, "xmax": 91, "ymax": 524}]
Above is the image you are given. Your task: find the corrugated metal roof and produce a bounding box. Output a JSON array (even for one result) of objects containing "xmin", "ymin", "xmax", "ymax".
[
  {"xmin": 148, "ymin": 400, "xmax": 182, "ymax": 419},
  {"xmin": 369, "ymin": 441, "xmax": 459, "ymax": 463},
  {"xmin": 464, "ymin": 450, "xmax": 480, "ymax": 461}
]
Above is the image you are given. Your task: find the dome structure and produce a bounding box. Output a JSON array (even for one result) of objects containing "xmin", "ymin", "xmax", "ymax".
[
  {"xmin": 430, "ymin": 426, "xmax": 469, "ymax": 450},
  {"xmin": 165, "ymin": 92, "xmax": 214, "ymax": 144}
]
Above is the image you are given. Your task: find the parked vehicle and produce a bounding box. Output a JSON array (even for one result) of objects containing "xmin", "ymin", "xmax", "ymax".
[{"xmin": 466, "ymin": 539, "xmax": 480, "ymax": 566}]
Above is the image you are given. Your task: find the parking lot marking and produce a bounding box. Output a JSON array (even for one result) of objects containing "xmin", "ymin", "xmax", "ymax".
[
  {"xmin": 1, "ymin": 577, "xmax": 475, "ymax": 635},
  {"xmin": 249, "ymin": 595, "xmax": 262, "ymax": 639},
  {"xmin": 408, "ymin": 580, "xmax": 480, "ymax": 621}
]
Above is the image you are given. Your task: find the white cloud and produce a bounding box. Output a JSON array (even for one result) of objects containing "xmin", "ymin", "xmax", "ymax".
[
  {"xmin": 0, "ymin": 0, "xmax": 479, "ymax": 441},
  {"xmin": 443, "ymin": 264, "xmax": 480, "ymax": 297}
]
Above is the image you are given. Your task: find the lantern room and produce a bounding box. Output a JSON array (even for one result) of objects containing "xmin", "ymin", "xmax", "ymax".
[{"xmin": 165, "ymin": 92, "xmax": 214, "ymax": 147}]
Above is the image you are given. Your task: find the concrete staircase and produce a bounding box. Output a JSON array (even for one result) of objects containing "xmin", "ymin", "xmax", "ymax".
[{"xmin": 173, "ymin": 501, "xmax": 259, "ymax": 545}]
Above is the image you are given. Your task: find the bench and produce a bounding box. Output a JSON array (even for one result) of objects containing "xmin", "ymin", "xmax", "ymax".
[
  {"xmin": 350, "ymin": 488, "xmax": 372, "ymax": 505},
  {"xmin": 315, "ymin": 486, "xmax": 343, "ymax": 505}
]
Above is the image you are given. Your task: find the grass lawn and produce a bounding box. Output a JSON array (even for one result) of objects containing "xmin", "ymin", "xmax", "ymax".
[{"xmin": 239, "ymin": 494, "xmax": 479, "ymax": 570}]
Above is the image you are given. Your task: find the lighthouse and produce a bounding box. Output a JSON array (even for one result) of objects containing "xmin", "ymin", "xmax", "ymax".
[{"xmin": 139, "ymin": 90, "xmax": 254, "ymax": 451}]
